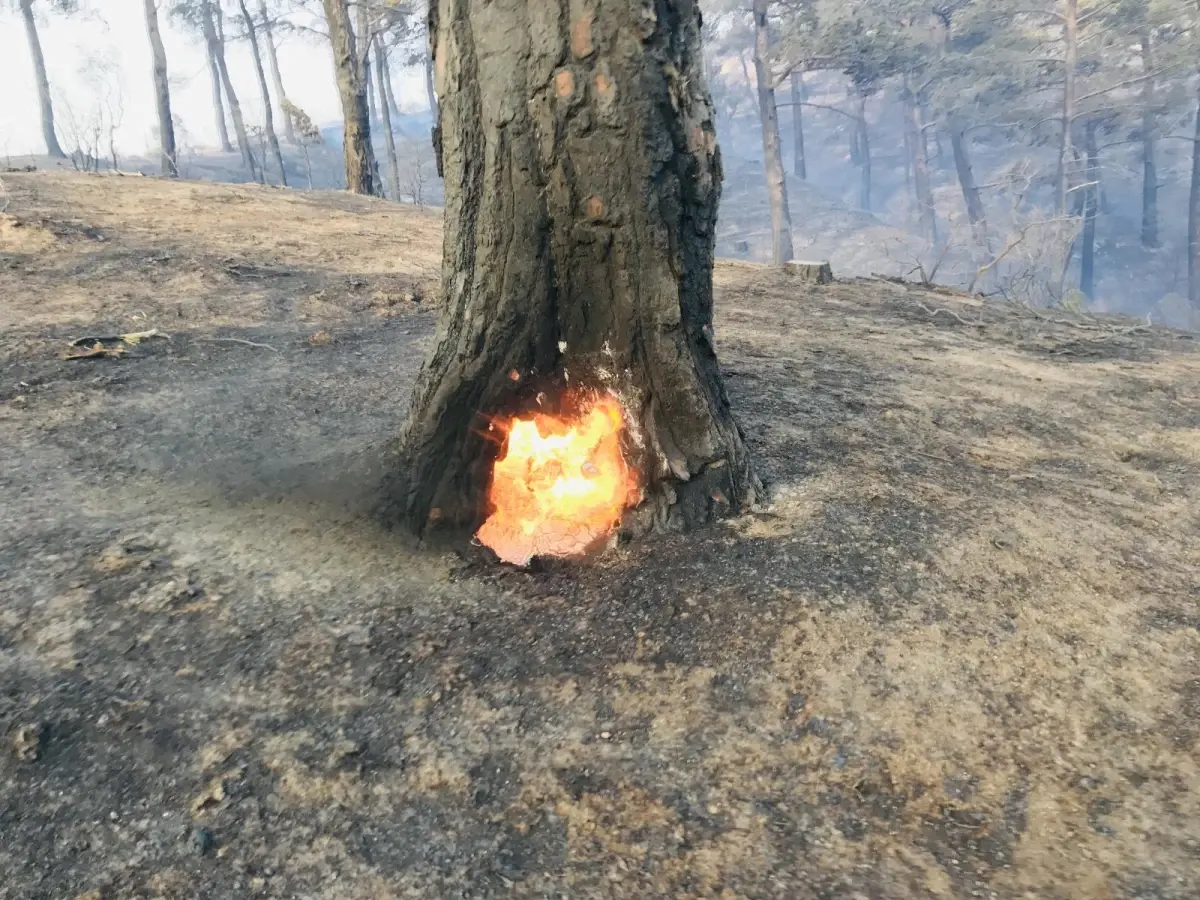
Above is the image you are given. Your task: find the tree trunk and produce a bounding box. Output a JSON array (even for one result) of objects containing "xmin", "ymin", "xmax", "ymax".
[
  {"xmin": 1080, "ymin": 120, "xmax": 1099, "ymax": 300},
  {"xmin": 383, "ymin": 0, "xmax": 761, "ymax": 539},
  {"xmin": 379, "ymin": 40, "xmax": 402, "ymax": 119},
  {"xmin": 1056, "ymin": 0, "xmax": 1078, "ymax": 214},
  {"xmin": 857, "ymin": 93, "xmax": 871, "ymax": 211},
  {"xmin": 949, "ymin": 118, "xmax": 989, "ymax": 250},
  {"xmin": 18, "ymin": 0, "xmax": 65, "ymax": 158},
  {"xmin": 238, "ymin": 0, "xmax": 287, "ymax": 186},
  {"xmin": 374, "ymin": 33, "xmax": 401, "ymax": 201},
  {"xmin": 142, "ymin": 0, "xmax": 177, "ymax": 176},
  {"xmin": 790, "ymin": 70, "xmax": 806, "ymax": 180},
  {"xmin": 206, "ymin": 45, "xmax": 234, "ymax": 152},
  {"xmin": 752, "ymin": 0, "xmax": 794, "ymax": 265},
  {"xmin": 1140, "ymin": 34, "xmax": 1158, "ymax": 248},
  {"xmin": 355, "ymin": 0, "xmax": 382, "ymax": 194},
  {"xmin": 1189, "ymin": 80, "xmax": 1200, "ymax": 315},
  {"xmin": 424, "ymin": 45, "xmax": 438, "ymax": 117},
  {"xmin": 259, "ymin": 0, "xmax": 296, "ymax": 145},
  {"xmin": 904, "ymin": 82, "xmax": 935, "ymax": 244},
  {"xmin": 201, "ymin": 0, "xmax": 260, "ymax": 180},
  {"xmin": 322, "ymin": 0, "xmax": 377, "ymax": 195}
]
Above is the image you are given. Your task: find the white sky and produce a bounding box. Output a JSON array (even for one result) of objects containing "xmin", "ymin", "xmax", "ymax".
[{"xmin": 0, "ymin": 0, "xmax": 427, "ymax": 158}]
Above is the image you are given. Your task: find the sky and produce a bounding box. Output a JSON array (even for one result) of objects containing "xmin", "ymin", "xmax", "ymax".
[{"xmin": 0, "ymin": 0, "xmax": 427, "ymax": 159}]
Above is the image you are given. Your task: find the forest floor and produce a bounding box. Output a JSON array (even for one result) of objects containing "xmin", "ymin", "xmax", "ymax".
[{"xmin": 2, "ymin": 172, "xmax": 1199, "ymax": 900}]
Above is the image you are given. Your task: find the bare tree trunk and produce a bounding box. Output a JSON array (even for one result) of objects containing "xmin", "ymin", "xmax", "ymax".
[
  {"xmin": 1189, "ymin": 80, "xmax": 1200, "ymax": 315},
  {"xmin": 201, "ymin": 0, "xmax": 260, "ymax": 180},
  {"xmin": 206, "ymin": 45, "xmax": 234, "ymax": 152},
  {"xmin": 378, "ymin": 40, "xmax": 402, "ymax": 119},
  {"xmin": 904, "ymin": 81, "xmax": 935, "ymax": 244},
  {"xmin": 321, "ymin": 0, "xmax": 377, "ymax": 195},
  {"xmin": 790, "ymin": 70, "xmax": 806, "ymax": 180},
  {"xmin": 142, "ymin": 0, "xmax": 177, "ymax": 176},
  {"xmin": 373, "ymin": 33, "xmax": 400, "ymax": 201},
  {"xmin": 1140, "ymin": 34, "xmax": 1159, "ymax": 248},
  {"xmin": 949, "ymin": 118, "xmax": 989, "ymax": 250},
  {"xmin": 751, "ymin": 0, "xmax": 794, "ymax": 264},
  {"xmin": 355, "ymin": 0, "xmax": 382, "ymax": 194},
  {"xmin": 258, "ymin": 0, "xmax": 296, "ymax": 145},
  {"xmin": 1080, "ymin": 120, "xmax": 1099, "ymax": 300},
  {"xmin": 424, "ymin": 45, "xmax": 438, "ymax": 117},
  {"xmin": 1056, "ymin": 0, "xmax": 1078, "ymax": 214},
  {"xmin": 238, "ymin": 0, "xmax": 286, "ymax": 186},
  {"xmin": 856, "ymin": 92, "xmax": 871, "ymax": 211},
  {"xmin": 18, "ymin": 0, "xmax": 65, "ymax": 158},
  {"xmin": 384, "ymin": 0, "xmax": 761, "ymax": 538}
]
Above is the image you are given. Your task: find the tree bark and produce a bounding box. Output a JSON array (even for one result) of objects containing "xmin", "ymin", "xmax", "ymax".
[
  {"xmin": 790, "ymin": 70, "xmax": 806, "ymax": 180},
  {"xmin": 238, "ymin": 0, "xmax": 287, "ymax": 186},
  {"xmin": 904, "ymin": 82, "xmax": 935, "ymax": 244},
  {"xmin": 1140, "ymin": 34, "xmax": 1158, "ymax": 248},
  {"xmin": 355, "ymin": 0, "xmax": 382, "ymax": 194},
  {"xmin": 424, "ymin": 44, "xmax": 438, "ymax": 118},
  {"xmin": 379, "ymin": 40, "xmax": 402, "ymax": 119},
  {"xmin": 751, "ymin": 0, "xmax": 794, "ymax": 264},
  {"xmin": 374, "ymin": 33, "xmax": 401, "ymax": 200},
  {"xmin": 1056, "ymin": 0, "xmax": 1078, "ymax": 214},
  {"xmin": 949, "ymin": 118, "xmax": 989, "ymax": 250},
  {"xmin": 18, "ymin": 0, "xmax": 66, "ymax": 159},
  {"xmin": 258, "ymin": 0, "xmax": 297, "ymax": 145},
  {"xmin": 383, "ymin": 0, "xmax": 761, "ymax": 539},
  {"xmin": 1080, "ymin": 119, "xmax": 1098, "ymax": 300},
  {"xmin": 201, "ymin": 0, "xmax": 260, "ymax": 180},
  {"xmin": 142, "ymin": 0, "xmax": 177, "ymax": 176},
  {"xmin": 322, "ymin": 0, "xmax": 377, "ymax": 195},
  {"xmin": 206, "ymin": 44, "xmax": 234, "ymax": 153},
  {"xmin": 1189, "ymin": 80, "xmax": 1200, "ymax": 315},
  {"xmin": 856, "ymin": 92, "xmax": 871, "ymax": 211}
]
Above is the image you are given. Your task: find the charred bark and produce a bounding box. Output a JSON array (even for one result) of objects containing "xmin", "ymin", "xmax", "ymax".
[
  {"xmin": 322, "ymin": 0, "xmax": 377, "ymax": 195},
  {"xmin": 143, "ymin": 0, "xmax": 177, "ymax": 176},
  {"xmin": 201, "ymin": 0, "xmax": 260, "ymax": 180},
  {"xmin": 259, "ymin": 0, "xmax": 296, "ymax": 145},
  {"xmin": 383, "ymin": 0, "xmax": 761, "ymax": 539},
  {"xmin": 752, "ymin": 0, "xmax": 794, "ymax": 265},
  {"xmin": 18, "ymin": 0, "xmax": 65, "ymax": 159},
  {"xmin": 238, "ymin": 0, "xmax": 286, "ymax": 186}
]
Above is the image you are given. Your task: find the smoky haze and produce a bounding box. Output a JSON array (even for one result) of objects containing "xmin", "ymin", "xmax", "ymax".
[{"xmin": 3, "ymin": 0, "xmax": 1198, "ymax": 328}]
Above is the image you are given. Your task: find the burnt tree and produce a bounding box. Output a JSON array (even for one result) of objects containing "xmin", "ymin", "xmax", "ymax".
[
  {"xmin": 143, "ymin": 0, "xmax": 177, "ymax": 176},
  {"xmin": 384, "ymin": 0, "xmax": 761, "ymax": 537},
  {"xmin": 321, "ymin": 0, "xmax": 377, "ymax": 195}
]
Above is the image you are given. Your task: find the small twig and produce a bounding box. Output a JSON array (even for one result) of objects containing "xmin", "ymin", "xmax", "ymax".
[
  {"xmin": 199, "ymin": 337, "xmax": 280, "ymax": 353},
  {"xmin": 914, "ymin": 450, "xmax": 955, "ymax": 464}
]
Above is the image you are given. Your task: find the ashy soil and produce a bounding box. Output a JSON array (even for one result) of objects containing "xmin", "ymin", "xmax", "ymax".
[{"xmin": 1, "ymin": 173, "xmax": 1198, "ymax": 900}]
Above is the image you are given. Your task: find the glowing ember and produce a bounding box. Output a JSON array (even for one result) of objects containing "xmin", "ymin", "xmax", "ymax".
[{"xmin": 476, "ymin": 391, "xmax": 640, "ymax": 566}]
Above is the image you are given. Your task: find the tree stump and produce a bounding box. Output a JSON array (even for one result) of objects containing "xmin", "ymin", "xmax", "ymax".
[
  {"xmin": 381, "ymin": 0, "xmax": 761, "ymax": 540},
  {"xmin": 784, "ymin": 260, "xmax": 834, "ymax": 284}
]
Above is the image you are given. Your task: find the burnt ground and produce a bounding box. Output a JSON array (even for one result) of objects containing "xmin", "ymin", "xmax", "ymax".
[{"xmin": 1, "ymin": 173, "xmax": 1199, "ymax": 900}]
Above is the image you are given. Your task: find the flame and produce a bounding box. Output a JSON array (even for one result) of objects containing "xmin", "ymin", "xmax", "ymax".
[{"xmin": 476, "ymin": 391, "xmax": 640, "ymax": 566}]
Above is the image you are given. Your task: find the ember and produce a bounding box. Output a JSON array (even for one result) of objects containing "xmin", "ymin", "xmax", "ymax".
[{"xmin": 476, "ymin": 391, "xmax": 640, "ymax": 566}]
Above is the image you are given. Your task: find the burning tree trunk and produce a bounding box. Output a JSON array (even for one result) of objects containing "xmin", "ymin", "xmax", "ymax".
[
  {"xmin": 751, "ymin": 0, "xmax": 794, "ymax": 265},
  {"xmin": 143, "ymin": 0, "xmax": 177, "ymax": 176},
  {"xmin": 383, "ymin": 0, "xmax": 761, "ymax": 555},
  {"xmin": 321, "ymin": 0, "xmax": 377, "ymax": 195}
]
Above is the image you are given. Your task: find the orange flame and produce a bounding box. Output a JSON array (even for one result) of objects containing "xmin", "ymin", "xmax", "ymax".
[{"xmin": 476, "ymin": 391, "xmax": 640, "ymax": 566}]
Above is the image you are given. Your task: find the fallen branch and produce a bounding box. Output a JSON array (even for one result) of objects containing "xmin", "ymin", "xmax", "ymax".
[
  {"xmin": 70, "ymin": 328, "xmax": 168, "ymax": 347},
  {"xmin": 198, "ymin": 337, "xmax": 280, "ymax": 352},
  {"xmin": 913, "ymin": 301, "xmax": 974, "ymax": 326}
]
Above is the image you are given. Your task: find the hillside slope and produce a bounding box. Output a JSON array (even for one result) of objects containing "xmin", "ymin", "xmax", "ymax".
[{"xmin": 2, "ymin": 174, "xmax": 1198, "ymax": 900}]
